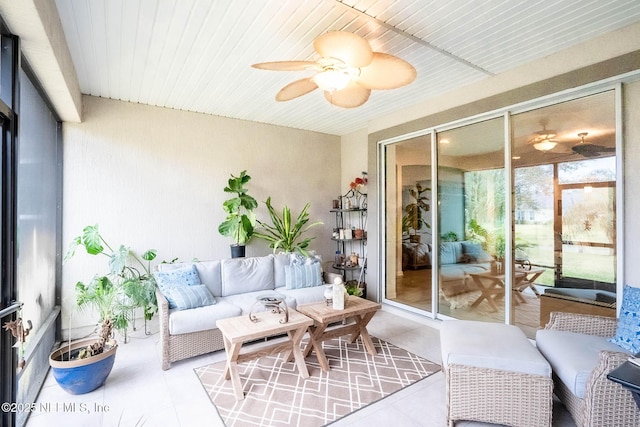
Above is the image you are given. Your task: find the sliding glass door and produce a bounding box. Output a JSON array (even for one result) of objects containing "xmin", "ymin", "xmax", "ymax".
[{"xmin": 380, "ymin": 88, "xmax": 620, "ymax": 337}]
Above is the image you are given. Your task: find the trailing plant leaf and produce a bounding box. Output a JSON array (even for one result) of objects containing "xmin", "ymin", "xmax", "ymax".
[
  {"xmin": 82, "ymin": 224, "xmax": 105, "ymax": 255},
  {"xmin": 109, "ymin": 245, "xmax": 130, "ymax": 276},
  {"xmin": 63, "ymin": 236, "xmax": 82, "ymax": 263},
  {"xmin": 141, "ymin": 249, "xmax": 157, "ymax": 262}
]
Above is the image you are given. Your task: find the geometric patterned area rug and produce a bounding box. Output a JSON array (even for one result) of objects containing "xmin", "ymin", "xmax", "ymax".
[{"xmin": 194, "ymin": 336, "xmax": 440, "ymax": 427}]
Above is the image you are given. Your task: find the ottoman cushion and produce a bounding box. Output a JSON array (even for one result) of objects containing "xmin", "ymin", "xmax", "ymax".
[{"xmin": 441, "ymin": 320, "xmax": 551, "ymax": 377}]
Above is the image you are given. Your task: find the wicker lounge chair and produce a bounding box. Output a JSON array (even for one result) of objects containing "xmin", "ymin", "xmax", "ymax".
[{"xmin": 538, "ymin": 312, "xmax": 640, "ymax": 427}]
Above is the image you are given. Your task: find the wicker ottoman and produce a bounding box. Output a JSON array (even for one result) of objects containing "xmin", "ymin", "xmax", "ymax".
[{"xmin": 440, "ymin": 320, "xmax": 553, "ymax": 427}]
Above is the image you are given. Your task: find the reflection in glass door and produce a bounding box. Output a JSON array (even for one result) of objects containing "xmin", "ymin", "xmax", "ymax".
[
  {"xmin": 558, "ymin": 164, "xmax": 616, "ymax": 291},
  {"xmin": 511, "ymin": 90, "xmax": 616, "ymax": 336},
  {"xmin": 436, "ymin": 117, "xmax": 505, "ymax": 322},
  {"xmin": 380, "ymin": 88, "xmax": 619, "ymax": 338},
  {"xmin": 383, "ymin": 134, "xmax": 433, "ymax": 312}
]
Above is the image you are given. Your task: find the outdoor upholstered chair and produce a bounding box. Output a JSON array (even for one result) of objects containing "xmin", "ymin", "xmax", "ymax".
[{"xmin": 537, "ymin": 312, "xmax": 640, "ymax": 427}]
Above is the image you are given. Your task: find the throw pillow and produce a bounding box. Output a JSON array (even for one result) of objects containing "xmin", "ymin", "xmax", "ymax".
[
  {"xmin": 284, "ymin": 263, "xmax": 322, "ymax": 289},
  {"xmin": 439, "ymin": 243, "xmax": 457, "ymax": 265},
  {"xmin": 166, "ymin": 285, "xmax": 216, "ymax": 310},
  {"xmin": 609, "ymin": 285, "xmax": 640, "ymax": 352},
  {"xmin": 154, "ymin": 265, "xmax": 201, "ymax": 309},
  {"xmin": 461, "ymin": 241, "xmax": 494, "ymax": 263}
]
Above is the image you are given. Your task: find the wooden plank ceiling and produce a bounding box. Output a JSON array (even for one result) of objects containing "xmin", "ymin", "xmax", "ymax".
[{"xmin": 54, "ymin": 0, "xmax": 640, "ymax": 136}]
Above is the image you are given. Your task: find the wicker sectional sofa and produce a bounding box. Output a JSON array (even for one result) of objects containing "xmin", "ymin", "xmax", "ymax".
[{"xmin": 155, "ymin": 254, "xmax": 330, "ymax": 370}]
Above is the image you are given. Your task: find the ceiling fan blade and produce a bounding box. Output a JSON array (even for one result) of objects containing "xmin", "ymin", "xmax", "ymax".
[
  {"xmin": 356, "ymin": 53, "xmax": 417, "ymax": 90},
  {"xmin": 314, "ymin": 31, "xmax": 373, "ymax": 68},
  {"xmin": 276, "ymin": 78, "xmax": 318, "ymax": 101},
  {"xmin": 252, "ymin": 61, "xmax": 317, "ymax": 71},
  {"xmin": 324, "ymin": 82, "xmax": 371, "ymax": 108},
  {"xmin": 572, "ymin": 144, "xmax": 616, "ymax": 157}
]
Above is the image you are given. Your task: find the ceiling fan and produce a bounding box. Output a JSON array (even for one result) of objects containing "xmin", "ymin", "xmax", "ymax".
[
  {"xmin": 571, "ymin": 132, "xmax": 615, "ymax": 157},
  {"xmin": 251, "ymin": 31, "xmax": 416, "ymax": 108}
]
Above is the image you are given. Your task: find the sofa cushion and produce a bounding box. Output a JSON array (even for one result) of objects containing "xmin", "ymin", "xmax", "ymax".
[
  {"xmin": 609, "ymin": 284, "xmax": 640, "ymax": 353},
  {"xmin": 439, "ymin": 242, "xmax": 459, "ymax": 265},
  {"xmin": 193, "ymin": 261, "xmax": 222, "ymax": 297},
  {"xmin": 168, "ymin": 300, "xmax": 241, "ymax": 335},
  {"xmin": 285, "ymin": 262, "xmax": 323, "ymax": 289},
  {"xmin": 167, "ymin": 285, "xmax": 216, "ymax": 310},
  {"xmin": 273, "ymin": 253, "xmax": 291, "ymax": 288},
  {"xmin": 536, "ymin": 329, "xmax": 631, "ymax": 398},
  {"xmin": 221, "ymin": 256, "xmax": 275, "ymax": 296},
  {"xmin": 154, "ymin": 264, "xmax": 201, "ymax": 309},
  {"xmin": 461, "ymin": 241, "xmax": 494, "ymax": 263},
  {"xmin": 157, "ymin": 261, "xmax": 222, "ymax": 297}
]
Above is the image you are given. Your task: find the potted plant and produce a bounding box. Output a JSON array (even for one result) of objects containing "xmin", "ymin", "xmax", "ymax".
[
  {"xmin": 49, "ymin": 225, "xmax": 157, "ymax": 395},
  {"xmin": 218, "ymin": 170, "xmax": 258, "ymax": 258},
  {"xmin": 403, "ymin": 182, "xmax": 430, "ymax": 242},
  {"xmin": 254, "ymin": 197, "xmax": 322, "ymax": 256}
]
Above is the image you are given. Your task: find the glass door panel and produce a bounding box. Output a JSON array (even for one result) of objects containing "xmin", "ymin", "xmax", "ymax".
[
  {"xmin": 511, "ymin": 90, "xmax": 616, "ymax": 336},
  {"xmin": 436, "ymin": 116, "xmax": 505, "ymax": 322},
  {"xmin": 383, "ymin": 134, "xmax": 432, "ymax": 312}
]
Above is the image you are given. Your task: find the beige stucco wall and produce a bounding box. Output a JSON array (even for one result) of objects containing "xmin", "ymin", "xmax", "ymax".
[
  {"xmin": 61, "ymin": 96, "xmax": 340, "ymax": 336},
  {"xmin": 623, "ymin": 81, "xmax": 640, "ymax": 285}
]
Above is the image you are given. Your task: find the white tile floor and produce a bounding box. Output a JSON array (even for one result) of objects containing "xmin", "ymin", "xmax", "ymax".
[{"xmin": 26, "ymin": 307, "xmax": 576, "ymax": 427}]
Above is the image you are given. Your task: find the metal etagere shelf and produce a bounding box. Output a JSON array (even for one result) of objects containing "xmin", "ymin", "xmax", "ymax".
[{"xmin": 330, "ymin": 189, "xmax": 367, "ymax": 282}]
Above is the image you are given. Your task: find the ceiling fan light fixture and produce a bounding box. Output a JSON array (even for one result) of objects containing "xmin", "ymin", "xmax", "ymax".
[
  {"xmin": 312, "ymin": 69, "xmax": 351, "ymax": 92},
  {"xmin": 533, "ymin": 140, "xmax": 557, "ymax": 152}
]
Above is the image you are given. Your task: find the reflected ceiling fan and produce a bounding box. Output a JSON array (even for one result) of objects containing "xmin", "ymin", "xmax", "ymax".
[
  {"xmin": 571, "ymin": 132, "xmax": 615, "ymax": 157},
  {"xmin": 252, "ymin": 31, "xmax": 416, "ymax": 108}
]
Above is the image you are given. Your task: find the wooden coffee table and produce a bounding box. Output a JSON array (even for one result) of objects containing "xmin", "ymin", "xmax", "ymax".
[
  {"xmin": 295, "ymin": 297, "xmax": 381, "ymax": 372},
  {"xmin": 216, "ymin": 309, "xmax": 313, "ymax": 400},
  {"xmin": 468, "ymin": 267, "xmax": 544, "ymax": 312}
]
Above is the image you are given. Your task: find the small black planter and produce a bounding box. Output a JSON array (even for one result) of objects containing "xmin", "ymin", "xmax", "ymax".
[{"xmin": 230, "ymin": 245, "xmax": 246, "ymax": 258}]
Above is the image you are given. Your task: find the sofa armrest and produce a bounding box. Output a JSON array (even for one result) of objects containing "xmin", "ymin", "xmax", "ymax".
[
  {"xmin": 156, "ymin": 288, "xmax": 170, "ymax": 329},
  {"xmin": 545, "ymin": 311, "xmax": 618, "ymax": 337},
  {"xmin": 155, "ymin": 288, "xmax": 172, "ymax": 370}
]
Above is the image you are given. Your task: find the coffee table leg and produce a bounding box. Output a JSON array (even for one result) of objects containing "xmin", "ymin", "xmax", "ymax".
[
  {"xmin": 305, "ymin": 324, "xmax": 330, "ymax": 372},
  {"xmin": 350, "ymin": 311, "xmax": 378, "ymax": 355},
  {"xmin": 223, "ymin": 337, "xmax": 245, "ymax": 400},
  {"xmin": 290, "ymin": 326, "xmax": 310, "ymax": 378}
]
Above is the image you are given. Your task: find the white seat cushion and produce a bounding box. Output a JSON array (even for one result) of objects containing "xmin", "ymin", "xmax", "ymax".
[
  {"xmin": 535, "ymin": 329, "xmax": 631, "ymax": 398},
  {"xmin": 168, "ymin": 300, "xmax": 241, "ymax": 335}
]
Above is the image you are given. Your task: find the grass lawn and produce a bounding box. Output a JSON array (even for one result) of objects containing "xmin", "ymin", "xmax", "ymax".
[{"xmin": 515, "ymin": 223, "xmax": 615, "ymax": 287}]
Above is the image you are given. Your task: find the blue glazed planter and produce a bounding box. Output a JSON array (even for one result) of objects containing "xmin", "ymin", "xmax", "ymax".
[{"xmin": 49, "ymin": 338, "xmax": 118, "ymax": 395}]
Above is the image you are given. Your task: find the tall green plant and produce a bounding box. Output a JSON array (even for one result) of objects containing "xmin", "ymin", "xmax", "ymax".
[
  {"xmin": 403, "ymin": 182, "xmax": 430, "ymax": 234},
  {"xmin": 254, "ymin": 197, "xmax": 322, "ymax": 256},
  {"xmin": 218, "ymin": 170, "xmax": 258, "ymax": 245},
  {"xmin": 64, "ymin": 225, "xmax": 157, "ymax": 357}
]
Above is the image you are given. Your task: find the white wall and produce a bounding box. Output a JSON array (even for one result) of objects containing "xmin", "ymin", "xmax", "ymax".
[
  {"xmin": 340, "ymin": 128, "xmax": 369, "ymax": 195},
  {"xmin": 62, "ymin": 96, "xmax": 340, "ymax": 336}
]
